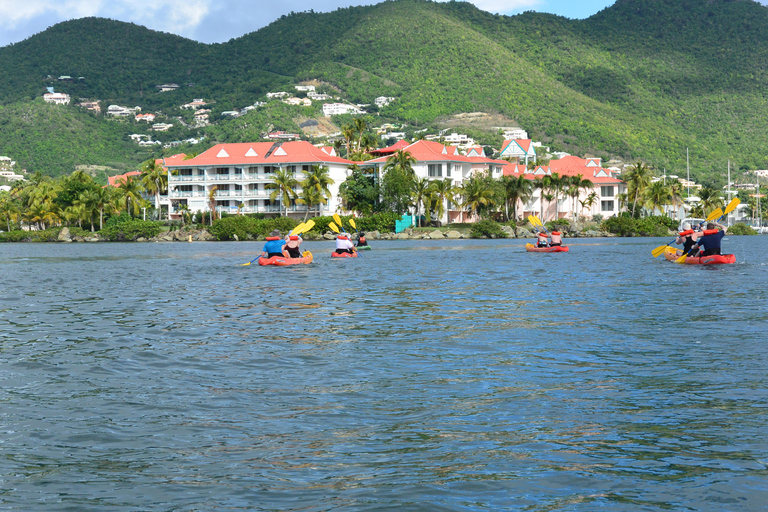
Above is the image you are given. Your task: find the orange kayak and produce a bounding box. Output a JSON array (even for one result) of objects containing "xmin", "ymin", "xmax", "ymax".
[
  {"xmin": 526, "ymin": 243, "xmax": 569, "ymax": 253},
  {"xmin": 331, "ymin": 251, "xmax": 359, "ymax": 258},
  {"xmin": 258, "ymin": 251, "xmax": 313, "ymax": 266},
  {"xmin": 664, "ymin": 248, "xmax": 735, "ymax": 265}
]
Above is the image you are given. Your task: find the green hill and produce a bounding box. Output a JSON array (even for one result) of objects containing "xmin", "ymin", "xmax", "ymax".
[{"xmin": 1, "ymin": 0, "xmax": 767, "ymax": 185}]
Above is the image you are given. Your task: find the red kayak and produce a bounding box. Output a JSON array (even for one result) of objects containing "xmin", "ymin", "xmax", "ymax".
[
  {"xmin": 258, "ymin": 251, "xmax": 313, "ymax": 266},
  {"xmin": 526, "ymin": 243, "xmax": 569, "ymax": 253},
  {"xmin": 331, "ymin": 251, "xmax": 359, "ymax": 258},
  {"xmin": 664, "ymin": 248, "xmax": 735, "ymax": 265}
]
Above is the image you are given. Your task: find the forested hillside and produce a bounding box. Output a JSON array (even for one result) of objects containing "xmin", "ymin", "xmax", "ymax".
[{"xmin": 0, "ymin": 0, "xmax": 767, "ymax": 185}]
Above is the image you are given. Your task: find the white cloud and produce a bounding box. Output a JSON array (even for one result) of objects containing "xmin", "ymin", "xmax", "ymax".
[
  {"xmin": 467, "ymin": 0, "xmax": 541, "ymax": 14},
  {"xmin": 0, "ymin": 0, "xmax": 102, "ymax": 28}
]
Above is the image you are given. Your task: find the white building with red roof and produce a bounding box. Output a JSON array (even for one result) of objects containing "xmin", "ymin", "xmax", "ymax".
[
  {"xmin": 362, "ymin": 139, "xmax": 511, "ymax": 223},
  {"xmin": 503, "ymin": 155, "xmax": 625, "ymax": 220},
  {"xmin": 163, "ymin": 141, "xmax": 355, "ymax": 218}
]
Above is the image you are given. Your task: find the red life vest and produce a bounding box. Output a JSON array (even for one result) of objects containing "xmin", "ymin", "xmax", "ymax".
[
  {"xmin": 265, "ymin": 236, "xmax": 280, "ymax": 241},
  {"xmin": 703, "ymin": 229, "xmax": 719, "ymax": 236},
  {"xmin": 337, "ymin": 234, "xmax": 349, "ymax": 240},
  {"xmin": 537, "ymin": 232, "xmax": 547, "ymax": 239},
  {"xmin": 550, "ymin": 231, "xmax": 562, "ymax": 243},
  {"xmin": 679, "ymin": 229, "xmax": 694, "ymax": 236},
  {"xmin": 289, "ymin": 235, "xmax": 299, "ymax": 241},
  {"xmin": 359, "ymin": 236, "xmax": 366, "ymax": 243}
]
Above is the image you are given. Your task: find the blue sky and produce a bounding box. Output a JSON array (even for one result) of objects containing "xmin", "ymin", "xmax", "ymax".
[{"xmin": 0, "ymin": 0, "xmax": 766, "ymax": 48}]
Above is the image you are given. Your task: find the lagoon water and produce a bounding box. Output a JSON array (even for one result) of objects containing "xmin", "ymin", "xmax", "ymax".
[{"xmin": 1, "ymin": 236, "xmax": 767, "ymax": 511}]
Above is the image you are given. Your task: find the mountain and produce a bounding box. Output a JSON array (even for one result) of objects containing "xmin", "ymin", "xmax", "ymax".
[{"xmin": 1, "ymin": 0, "xmax": 767, "ymax": 184}]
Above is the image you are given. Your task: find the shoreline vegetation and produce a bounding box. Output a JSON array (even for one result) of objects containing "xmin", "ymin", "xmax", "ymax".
[{"xmin": 0, "ymin": 214, "xmax": 757, "ymax": 243}]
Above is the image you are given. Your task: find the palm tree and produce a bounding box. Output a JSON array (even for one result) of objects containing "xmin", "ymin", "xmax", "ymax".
[
  {"xmin": 299, "ymin": 165, "xmax": 335, "ymax": 219},
  {"xmin": 116, "ymin": 176, "xmax": 144, "ymax": 218},
  {"xmin": 547, "ymin": 172, "xmax": 566, "ymax": 221},
  {"xmin": 177, "ymin": 203, "xmax": 191, "ymax": 226},
  {"xmin": 382, "ymin": 150, "xmax": 417, "ymax": 214},
  {"xmin": 461, "ymin": 175, "xmax": 496, "ymax": 221},
  {"xmin": 0, "ymin": 192, "xmax": 20, "ymax": 231},
  {"xmin": 207, "ymin": 186, "xmax": 218, "ymax": 225},
  {"xmin": 92, "ymin": 186, "xmax": 114, "ymax": 231},
  {"xmin": 411, "ymin": 176, "xmax": 432, "ymax": 227},
  {"xmin": 643, "ymin": 181, "xmax": 672, "ymax": 216},
  {"xmin": 567, "ymin": 175, "xmax": 593, "ymax": 221},
  {"xmin": 75, "ymin": 189, "xmax": 100, "ymax": 231},
  {"xmin": 265, "ymin": 168, "xmax": 299, "ymax": 217},
  {"xmin": 580, "ymin": 191, "xmax": 599, "ymax": 217},
  {"xmin": 626, "ymin": 162, "xmax": 653, "ymax": 217},
  {"xmin": 428, "ymin": 178, "xmax": 459, "ymax": 225},
  {"xmin": 500, "ymin": 174, "xmax": 533, "ymax": 222},
  {"xmin": 669, "ymin": 181, "xmax": 684, "ymax": 219},
  {"xmin": 698, "ymin": 186, "xmax": 724, "ymax": 216},
  {"xmin": 140, "ymin": 158, "xmax": 169, "ymax": 219},
  {"xmin": 533, "ymin": 176, "xmax": 548, "ymax": 220}
]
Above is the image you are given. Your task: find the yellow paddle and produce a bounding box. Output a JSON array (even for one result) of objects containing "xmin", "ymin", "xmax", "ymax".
[
  {"xmin": 652, "ymin": 208, "xmax": 722, "ymax": 258},
  {"xmin": 289, "ymin": 222, "xmax": 305, "ymax": 236}
]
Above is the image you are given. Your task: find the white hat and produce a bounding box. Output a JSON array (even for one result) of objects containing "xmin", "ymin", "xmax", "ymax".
[{"xmin": 682, "ymin": 222, "xmax": 691, "ymax": 230}]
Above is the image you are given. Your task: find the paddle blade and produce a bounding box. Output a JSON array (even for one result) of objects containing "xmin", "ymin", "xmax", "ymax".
[
  {"xmin": 675, "ymin": 253, "xmax": 688, "ymax": 264},
  {"xmin": 329, "ymin": 222, "xmax": 340, "ymax": 233},
  {"xmin": 304, "ymin": 220, "xmax": 316, "ymax": 232},
  {"xmin": 530, "ymin": 215, "xmax": 542, "ymax": 227},
  {"xmin": 705, "ymin": 208, "xmax": 722, "ymax": 222},
  {"xmin": 289, "ymin": 222, "xmax": 305, "ymax": 236},
  {"xmin": 652, "ymin": 244, "xmax": 672, "ymax": 258},
  {"xmin": 238, "ymin": 261, "xmax": 252, "ymax": 266},
  {"xmin": 724, "ymin": 197, "xmax": 740, "ymax": 215},
  {"xmin": 349, "ymin": 218, "xmax": 357, "ymax": 230},
  {"xmin": 333, "ymin": 213, "xmax": 342, "ymax": 226}
]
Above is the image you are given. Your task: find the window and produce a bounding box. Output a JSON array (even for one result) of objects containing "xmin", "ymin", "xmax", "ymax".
[
  {"xmin": 601, "ymin": 186, "xmax": 614, "ymax": 197},
  {"xmin": 446, "ymin": 164, "xmax": 452, "ymax": 177},
  {"xmin": 428, "ymin": 164, "xmax": 443, "ymax": 177},
  {"xmin": 601, "ymin": 200, "xmax": 615, "ymax": 211}
]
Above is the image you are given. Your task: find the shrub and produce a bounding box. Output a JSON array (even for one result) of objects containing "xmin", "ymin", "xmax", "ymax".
[
  {"xmin": 592, "ymin": 214, "xmax": 603, "ymax": 223},
  {"xmin": 728, "ymin": 223, "xmax": 757, "ymax": 235},
  {"xmin": 209, "ymin": 216, "xmax": 259, "ymax": 241},
  {"xmin": 470, "ymin": 219, "xmax": 508, "ymax": 238},
  {"xmin": 101, "ymin": 220, "xmax": 163, "ymax": 241},
  {"xmin": 545, "ymin": 218, "xmax": 571, "ymax": 231}
]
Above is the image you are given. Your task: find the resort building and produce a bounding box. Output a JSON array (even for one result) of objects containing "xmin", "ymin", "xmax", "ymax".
[
  {"xmin": 163, "ymin": 141, "xmax": 356, "ymax": 218},
  {"xmin": 322, "ymin": 103, "xmax": 364, "ymax": 117},
  {"xmin": 505, "ymin": 155, "xmax": 626, "ymax": 221},
  {"xmin": 361, "ymin": 140, "xmax": 511, "ymax": 223}
]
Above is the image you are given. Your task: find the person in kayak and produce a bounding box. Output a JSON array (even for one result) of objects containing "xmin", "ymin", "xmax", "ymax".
[
  {"xmin": 536, "ymin": 231, "xmax": 549, "ymax": 248},
  {"xmin": 356, "ymin": 232, "xmax": 369, "ymax": 247},
  {"xmin": 549, "ymin": 230, "xmax": 562, "ymax": 247},
  {"xmin": 692, "ymin": 221, "xmax": 728, "ymax": 256},
  {"xmin": 675, "ymin": 222, "xmax": 700, "ymax": 256},
  {"xmin": 334, "ymin": 233, "xmax": 356, "ymax": 255},
  {"xmin": 262, "ymin": 229, "xmax": 288, "ymax": 258},
  {"xmin": 285, "ymin": 233, "xmax": 303, "ymax": 258}
]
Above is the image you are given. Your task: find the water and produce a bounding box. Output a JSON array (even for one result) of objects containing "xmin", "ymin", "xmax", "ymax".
[{"xmin": 1, "ymin": 236, "xmax": 767, "ymax": 511}]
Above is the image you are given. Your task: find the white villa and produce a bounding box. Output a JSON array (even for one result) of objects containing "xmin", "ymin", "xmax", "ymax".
[
  {"xmin": 322, "ymin": 103, "xmax": 364, "ymax": 116},
  {"xmin": 43, "ymin": 92, "xmax": 71, "ymax": 105},
  {"xmin": 163, "ymin": 141, "xmax": 356, "ymax": 218}
]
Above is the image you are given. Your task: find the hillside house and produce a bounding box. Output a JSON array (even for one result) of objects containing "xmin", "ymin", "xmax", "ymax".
[
  {"xmin": 107, "ymin": 105, "xmax": 140, "ymax": 116},
  {"xmin": 181, "ymin": 99, "xmax": 207, "ymax": 110},
  {"xmin": 135, "ymin": 113, "xmax": 156, "ymax": 122},
  {"xmin": 156, "ymin": 84, "xmax": 180, "ymax": 92},
  {"xmin": 322, "ymin": 103, "xmax": 364, "ymax": 116},
  {"xmin": 500, "ymin": 139, "xmax": 536, "ymax": 165},
  {"xmin": 43, "ymin": 92, "xmax": 71, "ymax": 105}
]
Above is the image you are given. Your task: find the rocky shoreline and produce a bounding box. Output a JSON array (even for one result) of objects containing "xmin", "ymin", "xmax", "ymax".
[{"xmin": 54, "ymin": 226, "xmax": 616, "ymax": 243}]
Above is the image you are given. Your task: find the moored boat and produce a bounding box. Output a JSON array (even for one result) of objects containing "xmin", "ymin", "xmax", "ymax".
[
  {"xmin": 526, "ymin": 243, "xmax": 569, "ymax": 253},
  {"xmin": 258, "ymin": 251, "xmax": 313, "ymax": 266},
  {"xmin": 663, "ymin": 247, "xmax": 735, "ymax": 265}
]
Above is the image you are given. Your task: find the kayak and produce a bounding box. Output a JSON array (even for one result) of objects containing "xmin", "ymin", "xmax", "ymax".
[
  {"xmin": 664, "ymin": 248, "xmax": 735, "ymax": 265},
  {"xmin": 355, "ymin": 245, "xmax": 372, "ymax": 250},
  {"xmin": 526, "ymin": 243, "xmax": 569, "ymax": 253},
  {"xmin": 258, "ymin": 251, "xmax": 313, "ymax": 266},
  {"xmin": 331, "ymin": 251, "xmax": 359, "ymax": 258}
]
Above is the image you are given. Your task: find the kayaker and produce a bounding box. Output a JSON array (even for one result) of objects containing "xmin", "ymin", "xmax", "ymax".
[
  {"xmin": 550, "ymin": 230, "xmax": 562, "ymax": 247},
  {"xmin": 262, "ymin": 229, "xmax": 288, "ymax": 258},
  {"xmin": 334, "ymin": 233, "xmax": 356, "ymax": 255},
  {"xmin": 285, "ymin": 233, "xmax": 303, "ymax": 258},
  {"xmin": 536, "ymin": 231, "xmax": 549, "ymax": 248},
  {"xmin": 692, "ymin": 221, "xmax": 728, "ymax": 256},
  {"xmin": 675, "ymin": 222, "xmax": 700, "ymax": 256},
  {"xmin": 356, "ymin": 232, "xmax": 369, "ymax": 247}
]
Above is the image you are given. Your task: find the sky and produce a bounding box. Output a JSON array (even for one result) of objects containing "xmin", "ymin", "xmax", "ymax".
[{"xmin": 0, "ymin": 0, "xmax": 622, "ymax": 48}]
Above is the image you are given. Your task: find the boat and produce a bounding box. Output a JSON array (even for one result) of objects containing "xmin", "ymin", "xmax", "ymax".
[
  {"xmin": 331, "ymin": 251, "xmax": 359, "ymax": 258},
  {"xmin": 355, "ymin": 245, "xmax": 372, "ymax": 250},
  {"xmin": 526, "ymin": 243, "xmax": 569, "ymax": 253},
  {"xmin": 258, "ymin": 251, "xmax": 313, "ymax": 266},
  {"xmin": 663, "ymin": 247, "xmax": 735, "ymax": 265}
]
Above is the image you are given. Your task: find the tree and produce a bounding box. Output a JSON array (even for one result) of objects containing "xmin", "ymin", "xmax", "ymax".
[
  {"xmin": 265, "ymin": 168, "xmax": 299, "ymax": 217},
  {"xmin": 207, "ymin": 186, "xmax": 218, "ymax": 225},
  {"xmin": 428, "ymin": 178, "xmax": 460, "ymax": 225},
  {"xmin": 669, "ymin": 181, "xmax": 684, "ymax": 219},
  {"xmin": 116, "ymin": 175, "xmax": 145, "ymax": 218},
  {"xmin": 339, "ymin": 165, "xmax": 377, "ymax": 215},
  {"xmin": 299, "ymin": 165, "xmax": 335, "ymax": 219},
  {"xmin": 566, "ymin": 175, "xmax": 593, "ymax": 221},
  {"xmin": 381, "ymin": 150, "xmax": 417, "ymax": 214},
  {"xmin": 140, "ymin": 158, "xmax": 169, "ymax": 218},
  {"xmin": 580, "ymin": 191, "xmax": 599, "ymax": 217},
  {"xmin": 461, "ymin": 173, "xmax": 497, "ymax": 221},
  {"xmin": 643, "ymin": 181, "xmax": 672, "ymax": 216},
  {"xmin": 501, "ymin": 174, "xmax": 533, "ymax": 222},
  {"xmin": 0, "ymin": 191, "xmax": 20, "ymax": 231},
  {"xmin": 411, "ymin": 176, "xmax": 432, "ymax": 227},
  {"xmin": 698, "ymin": 186, "xmax": 724, "ymax": 216},
  {"xmin": 626, "ymin": 162, "xmax": 653, "ymax": 217}
]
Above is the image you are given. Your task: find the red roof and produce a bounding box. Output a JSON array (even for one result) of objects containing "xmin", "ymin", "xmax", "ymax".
[
  {"xmin": 503, "ymin": 158, "xmax": 622, "ymax": 184},
  {"xmin": 368, "ymin": 139, "xmax": 410, "ymax": 156},
  {"xmin": 167, "ymin": 141, "xmax": 355, "ymax": 167},
  {"xmin": 107, "ymin": 171, "xmax": 140, "ymax": 187}
]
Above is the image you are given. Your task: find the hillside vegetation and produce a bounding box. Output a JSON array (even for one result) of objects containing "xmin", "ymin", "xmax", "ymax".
[{"xmin": 0, "ymin": 0, "xmax": 767, "ymax": 185}]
